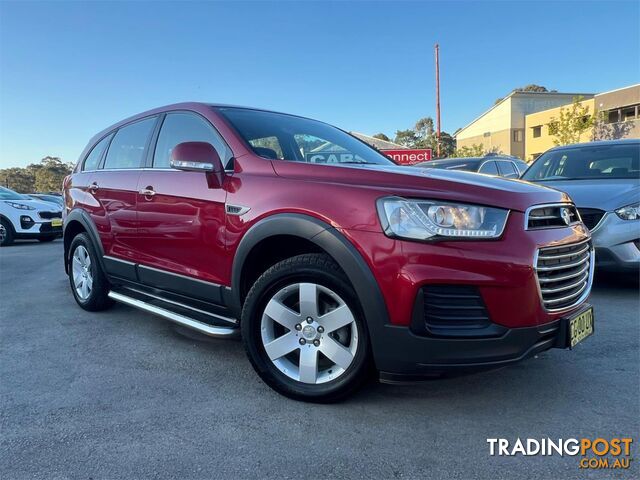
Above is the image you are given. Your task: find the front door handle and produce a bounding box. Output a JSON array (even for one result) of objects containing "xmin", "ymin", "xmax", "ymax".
[
  {"xmin": 88, "ymin": 182, "xmax": 99, "ymax": 192},
  {"xmin": 140, "ymin": 187, "xmax": 156, "ymax": 197}
]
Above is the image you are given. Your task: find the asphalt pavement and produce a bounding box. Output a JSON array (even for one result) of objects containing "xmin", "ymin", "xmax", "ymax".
[{"xmin": 1, "ymin": 239, "xmax": 638, "ymax": 479}]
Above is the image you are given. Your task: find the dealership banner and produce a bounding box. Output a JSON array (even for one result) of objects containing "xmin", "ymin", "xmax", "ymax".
[{"xmin": 381, "ymin": 148, "xmax": 432, "ymax": 165}]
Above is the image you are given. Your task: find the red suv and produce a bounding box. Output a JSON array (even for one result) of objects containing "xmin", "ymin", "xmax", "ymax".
[{"xmin": 63, "ymin": 103, "xmax": 595, "ymax": 402}]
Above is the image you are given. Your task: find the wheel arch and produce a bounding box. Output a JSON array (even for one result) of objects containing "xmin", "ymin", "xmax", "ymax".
[
  {"xmin": 63, "ymin": 209, "xmax": 105, "ymax": 274},
  {"xmin": 231, "ymin": 214, "xmax": 390, "ymax": 347}
]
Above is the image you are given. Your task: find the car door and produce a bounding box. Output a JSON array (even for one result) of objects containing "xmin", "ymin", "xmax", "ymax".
[
  {"xmin": 135, "ymin": 112, "xmax": 233, "ymax": 300},
  {"xmin": 496, "ymin": 160, "xmax": 520, "ymax": 179},
  {"xmin": 91, "ymin": 116, "xmax": 158, "ymax": 263}
]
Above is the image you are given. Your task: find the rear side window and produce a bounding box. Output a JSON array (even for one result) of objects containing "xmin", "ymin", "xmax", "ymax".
[
  {"xmin": 153, "ymin": 113, "xmax": 231, "ymax": 168},
  {"xmin": 83, "ymin": 134, "xmax": 112, "ymax": 171},
  {"xmin": 497, "ymin": 161, "xmax": 518, "ymax": 178},
  {"xmin": 103, "ymin": 117, "xmax": 156, "ymax": 169},
  {"xmin": 478, "ymin": 161, "xmax": 498, "ymax": 175}
]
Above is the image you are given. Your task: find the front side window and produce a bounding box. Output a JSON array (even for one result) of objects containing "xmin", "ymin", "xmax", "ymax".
[
  {"xmin": 478, "ymin": 161, "xmax": 499, "ymax": 175},
  {"xmin": 217, "ymin": 107, "xmax": 393, "ymax": 166},
  {"xmin": 103, "ymin": 117, "xmax": 156, "ymax": 170},
  {"xmin": 83, "ymin": 134, "xmax": 112, "ymax": 171},
  {"xmin": 522, "ymin": 144, "xmax": 640, "ymax": 181},
  {"xmin": 153, "ymin": 113, "xmax": 231, "ymax": 168}
]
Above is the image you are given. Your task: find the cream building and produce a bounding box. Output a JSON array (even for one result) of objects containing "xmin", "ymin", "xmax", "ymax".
[
  {"xmin": 454, "ymin": 91, "xmax": 594, "ymax": 159},
  {"xmin": 524, "ymin": 84, "xmax": 640, "ymax": 160}
]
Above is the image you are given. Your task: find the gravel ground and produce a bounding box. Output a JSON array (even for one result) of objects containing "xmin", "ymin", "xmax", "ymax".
[{"xmin": 1, "ymin": 239, "xmax": 638, "ymax": 479}]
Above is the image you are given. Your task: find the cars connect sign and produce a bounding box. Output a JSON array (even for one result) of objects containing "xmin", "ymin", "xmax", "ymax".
[{"xmin": 382, "ymin": 149, "xmax": 432, "ymax": 165}]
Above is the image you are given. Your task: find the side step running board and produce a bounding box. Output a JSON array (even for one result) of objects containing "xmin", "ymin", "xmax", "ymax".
[{"xmin": 108, "ymin": 291, "xmax": 239, "ymax": 338}]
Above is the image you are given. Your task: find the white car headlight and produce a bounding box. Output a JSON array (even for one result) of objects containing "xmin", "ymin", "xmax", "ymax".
[
  {"xmin": 615, "ymin": 203, "xmax": 640, "ymax": 220},
  {"xmin": 5, "ymin": 201, "xmax": 35, "ymax": 210},
  {"xmin": 377, "ymin": 197, "xmax": 509, "ymax": 241}
]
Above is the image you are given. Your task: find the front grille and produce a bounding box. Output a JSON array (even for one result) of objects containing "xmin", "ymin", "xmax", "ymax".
[
  {"xmin": 526, "ymin": 204, "xmax": 580, "ymax": 230},
  {"xmin": 536, "ymin": 240, "xmax": 593, "ymax": 310},
  {"xmin": 39, "ymin": 211, "xmax": 62, "ymax": 220},
  {"xmin": 422, "ymin": 285, "xmax": 491, "ymax": 329},
  {"xmin": 577, "ymin": 208, "xmax": 605, "ymax": 231}
]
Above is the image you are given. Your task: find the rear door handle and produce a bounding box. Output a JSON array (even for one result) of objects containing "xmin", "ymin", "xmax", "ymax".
[
  {"xmin": 88, "ymin": 182, "xmax": 99, "ymax": 192},
  {"xmin": 140, "ymin": 187, "xmax": 155, "ymax": 197}
]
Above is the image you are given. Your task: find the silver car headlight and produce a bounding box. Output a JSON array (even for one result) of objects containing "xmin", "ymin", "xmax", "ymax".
[
  {"xmin": 5, "ymin": 201, "xmax": 35, "ymax": 210},
  {"xmin": 615, "ymin": 203, "xmax": 639, "ymax": 221},
  {"xmin": 377, "ymin": 197, "xmax": 509, "ymax": 241}
]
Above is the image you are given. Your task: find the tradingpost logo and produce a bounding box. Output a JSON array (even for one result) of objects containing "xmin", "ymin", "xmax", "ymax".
[{"xmin": 487, "ymin": 437, "xmax": 634, "ymax": 470}]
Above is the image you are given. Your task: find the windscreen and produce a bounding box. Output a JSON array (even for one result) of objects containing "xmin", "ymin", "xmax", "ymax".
[
  {"xmin": 217, "ymin": 107, "xmax": 394, "ymax": 166},
  {"xmin": 523, "ymin": 144, "xmax": 640, "ymax": 181}
]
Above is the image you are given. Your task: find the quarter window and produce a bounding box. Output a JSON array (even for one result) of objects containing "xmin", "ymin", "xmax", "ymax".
[
  {"xmin": 103, "ymin": 117, "xmax": 156, "ymax": 170},
  {"xmin": 83, "ymin": 134, "xmax": 112, "ymax": 171},
  {"xmin": 479, "ymin": 161, "xmax": 499, "ymax": 175},
  {"xmin": 153, "ymin": 113, "xmax": 231, "ymax": 168},
  {"xmin": 497, "ymin": 161, "xmax": 518, "ymax": 178}
]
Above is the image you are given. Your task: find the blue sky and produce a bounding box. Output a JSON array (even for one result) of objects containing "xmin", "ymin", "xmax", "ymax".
[{"xmin": 0, "ymin": 0, "xmax": 638, "ymax": 167}]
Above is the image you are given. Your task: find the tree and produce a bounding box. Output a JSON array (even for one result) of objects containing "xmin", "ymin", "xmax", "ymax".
[
  {"xmin": 547, "ymin": 96, "xmax": 595, "ymax": 146},
  {"xmin": 0, "ymin": 156, "xmax": 73, "ymax": 193},
  {"xmin": 495, "ymin": 84, "xmax": 556, "ymax": 104},
  {"xmin": 0, "ymin": 167, "xmax": 35, "ymax": 192},
  {"xmin": 372, "ymin": 133, "xmax": 390, "ymax": 142},
  {"xmin": 393, "ymin": 128, "xmax": 420, "ymax": 148},
  {"xmin": 454, "ymin": 144, "xmax": 485, "ymax": 158}
]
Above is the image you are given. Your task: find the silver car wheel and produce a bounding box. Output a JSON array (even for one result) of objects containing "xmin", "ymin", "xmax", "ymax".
[
  {"xmin": 72, "ymin": 245, "xmax": 93, "ymax": 300},
  {"xmin": 0, "ymin": 224, "xmax": 6, "ymax": 244},
  {"xmin": 260, "ymin": 282, "xmax": 359, "ymax": 385}
]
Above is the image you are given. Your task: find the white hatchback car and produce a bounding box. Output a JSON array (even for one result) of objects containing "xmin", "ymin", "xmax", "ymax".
[{"xmin": 0, "ymin": 186, "xmax": 63, "ymax": 246}]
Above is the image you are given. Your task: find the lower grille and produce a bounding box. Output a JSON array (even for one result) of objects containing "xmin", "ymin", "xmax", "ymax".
[
  {"xmin": 536, "ymin": 240, "xmax": 593, "ymax": 310},
  {"xmin": 39, "ymin": 211, "xmax": 62, "ymax": 220},
  {"xmin": 423, "ymin": 285, "xmax": 491, "ymax": 329},
  {"xmin": 577, "ymin": 208, "xmax": 605, "ymax": 231}
]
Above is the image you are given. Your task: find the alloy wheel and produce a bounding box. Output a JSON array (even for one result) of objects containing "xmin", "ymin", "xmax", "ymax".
[
  {"xmin": 72, "ymin": 245, "xmax": 93, "ymax": 300},
  {"xmin": 260, "ymin": 282, "xmax": 359, "ymax": 384},
  {"xmin": 0, "ymin": 224, "xmax": 5, "ymax": 244}
]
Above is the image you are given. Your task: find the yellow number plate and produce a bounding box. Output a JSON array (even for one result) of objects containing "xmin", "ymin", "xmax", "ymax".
[
  {"xmin": 51, "ymin": 218, "xmax": 62, "ymax": 227},
  {"xmin": 570, "ymin": 308, "xmax": 594, "ymax": 348}
]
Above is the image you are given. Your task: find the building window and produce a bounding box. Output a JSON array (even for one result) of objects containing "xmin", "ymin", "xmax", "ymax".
[
  {"xmin": 513, "ymin": 130, "xmax": 523, "ymax": 142},
  {"xmin": 532, "ymin": 126, "xmax": 542, "ymax": 138},
  {"xmin": 606, "ymin": 109, "xmax": 621, "ymax": 124},
  {"xmin": 622, "ymin": 105, "xmax": 638, "ymax": 121}
]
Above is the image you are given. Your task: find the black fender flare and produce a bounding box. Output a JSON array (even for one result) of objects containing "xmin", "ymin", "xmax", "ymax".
[
  {"xmin": 231, "ymin": 213, "xmax": 391, "ymax": 364},
  {"xmin": 63, "ymin": 209, "xmax": 106, "ymax": 274}
]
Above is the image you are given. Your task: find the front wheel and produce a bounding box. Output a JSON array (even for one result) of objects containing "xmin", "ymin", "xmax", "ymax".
[
  {"xmin": 0, "ymin": 219, "xmax": 14, "ymax": 246},
  {"xmin": 68, "ymin": 233, "xmax": 113, "ymax": 311},
  {"xmin": 241, "ymin": 254, "xmax": 371, "ymax": 402}
]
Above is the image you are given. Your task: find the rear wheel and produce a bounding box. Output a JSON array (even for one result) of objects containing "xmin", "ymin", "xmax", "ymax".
[
  {"xmin": 68, "ymin": 233, "xmax": 113, "ymax": 311},
  {"xmin": 242, "ymin": 254, "xmax": 371, "ymax": 402},
  {"xmin": 0, "ymin": 218, "xmax": 14, "ymax": 247}
]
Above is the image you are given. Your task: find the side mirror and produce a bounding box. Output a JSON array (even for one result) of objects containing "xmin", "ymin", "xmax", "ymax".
[{"xmin": 170, "ymin": 142, "xmax": 224, "ymax": 187}]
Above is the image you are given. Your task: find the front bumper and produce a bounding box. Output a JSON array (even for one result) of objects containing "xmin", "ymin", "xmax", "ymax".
[
  {"xmin": 377, "ymin": 304, "xmax": 591, "ymax": 382},
  {"xmin": 14, "ymin": 220, "xmax": 62, "ymax": 238},
  {"xmin": 342, "ymin": 210, "xmax": 593, "ymax": 376},
  {"xmin": 590, "ymin": 212, "xmax": 640, "ymax": 271}
]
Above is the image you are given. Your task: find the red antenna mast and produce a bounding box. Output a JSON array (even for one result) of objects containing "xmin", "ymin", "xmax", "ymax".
[{"xmin": 434, "ymin": 43, "xmax": 441, "ymax": 158}]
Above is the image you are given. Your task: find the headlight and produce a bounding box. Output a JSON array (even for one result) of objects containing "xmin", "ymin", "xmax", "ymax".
[
  {"xmin": 615, "ymin": 203, "xmax": 640, "ymax": 220},
  {"xmin": 4, "ymin": 201, "xmax": 35, "ymax": 210},
  {"xmin": 377, "ymin": 197, "xmax": 509, "ymax": 240}
]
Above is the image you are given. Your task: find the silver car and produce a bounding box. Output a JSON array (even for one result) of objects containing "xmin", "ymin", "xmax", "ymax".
[{"xmin": 523, "ymin": 140, "xmax": 639, "ymax": 272}]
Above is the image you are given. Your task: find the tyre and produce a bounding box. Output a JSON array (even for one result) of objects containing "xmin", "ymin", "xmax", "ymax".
[
  {"xmin": 241, "ymin": 253, "xmax": 371, "ymax": 402},
  {"xmin": 68, "ymin": 233, "xmax": 113, "ymax": 311},
  {"xmin": 0, "ymin": 218, "xmax": 14, "ymax": 246},
  {"xmin": 38, "ymin": 236, "xmax": 56, "ymax": 243}
]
